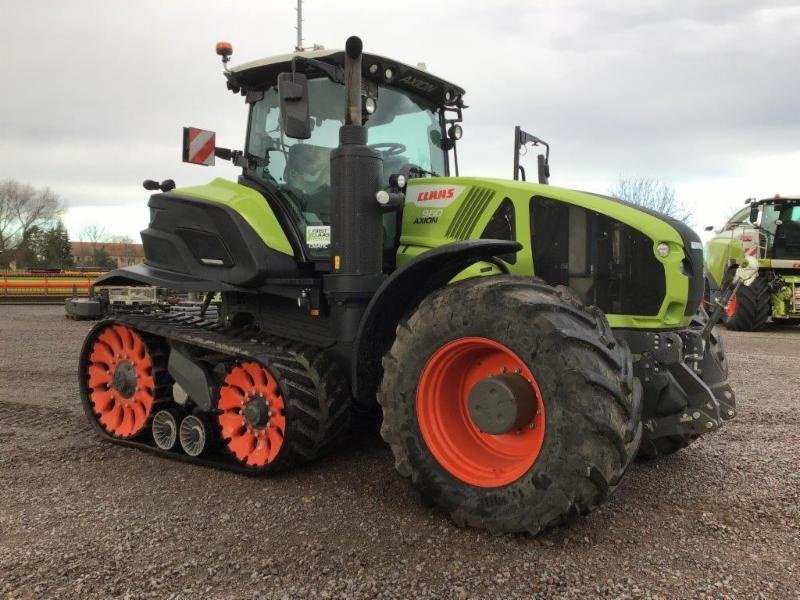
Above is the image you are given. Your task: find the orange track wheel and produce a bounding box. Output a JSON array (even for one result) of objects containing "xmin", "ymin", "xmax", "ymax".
[
  {"xmin": 725, "ymin": 293, "xmax": 738, "ymax": 317},
  {"xmin": 217, "ymin": 362, "xmax": 286, "ymax": 468},
  {"xmin": 416, "ymin": 337, "xmax": 546, "ymax": 488},
  {"xmin": 85, "ymin": 324, "xmax": 156, "ymax": 438}
]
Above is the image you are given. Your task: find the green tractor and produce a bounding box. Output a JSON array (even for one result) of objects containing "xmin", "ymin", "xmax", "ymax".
[
  {"xmin": 79, "ymin": 36, "xmax": 735, "ymax": 534},
  {"xmin": 705, "ymin": 195, "xmax": 800, "ymax": 330}
]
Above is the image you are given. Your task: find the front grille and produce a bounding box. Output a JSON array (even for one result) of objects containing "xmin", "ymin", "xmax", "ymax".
[{"xmin": 446, "ymin": 186, "xmax": 495, "ymax": 239}]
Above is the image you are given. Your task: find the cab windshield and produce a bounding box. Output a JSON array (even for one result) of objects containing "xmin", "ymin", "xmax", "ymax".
[
  {"xmin": 761, "ymin": 202, "xmax": 800, "ymax": 259},
  {"xmin": 247, "ymin": 78, "xmax": 446, "ymax": 256}
]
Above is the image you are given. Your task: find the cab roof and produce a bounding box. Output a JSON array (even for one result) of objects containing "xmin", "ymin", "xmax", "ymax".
[
  {"xmin": 751, "ymin": 195, "xmax": 800, "ymax": 205},
  {"xmin": 226, "ymin": 48, "xmax": 466, "ymax": 107}
]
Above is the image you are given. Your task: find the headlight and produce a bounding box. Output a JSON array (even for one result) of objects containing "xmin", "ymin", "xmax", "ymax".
[
  {"xmin": 656, "ymin": 242, "xmax": 670, "ymax": 258},
  {"xmin": 364, "ymin": 97, "xmax": 377, "ymax": 114}
]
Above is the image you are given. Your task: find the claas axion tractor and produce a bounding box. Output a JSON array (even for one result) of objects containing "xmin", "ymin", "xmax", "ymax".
[{"xmin": 79, "ymin": 36, "xmax": 735, "ymax": 533}]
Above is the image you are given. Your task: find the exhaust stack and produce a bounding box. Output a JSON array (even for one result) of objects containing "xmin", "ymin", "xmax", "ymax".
[{"xmin": 326, "ymin": 36, "xmax": 385, "ymax": 348}]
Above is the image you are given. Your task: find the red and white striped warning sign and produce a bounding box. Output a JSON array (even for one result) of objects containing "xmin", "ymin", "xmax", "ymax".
[{"xmin": 182, "ymin": 127, "xmax": 216, "ymax": 166}]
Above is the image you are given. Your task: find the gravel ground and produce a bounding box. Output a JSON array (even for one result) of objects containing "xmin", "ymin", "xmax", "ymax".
[{"xmin": 0, "ymin": 306, "xmax": 798, "ymax": 599}]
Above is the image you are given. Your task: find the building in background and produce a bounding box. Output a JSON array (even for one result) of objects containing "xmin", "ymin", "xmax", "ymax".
[{"xmin": 70, "ymin": 241, "xmax": 144, "ymax": 269}]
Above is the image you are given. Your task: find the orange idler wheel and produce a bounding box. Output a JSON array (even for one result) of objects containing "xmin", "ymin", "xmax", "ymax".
[
  {"xmin": 85, "ymin": 324, "xmax": 156, "ymax": 438},
  {"xmin": 725, "ymin": 293, "xmax": 738, "ymax": 317},
  {"xmin": 217, "ymin": 362, "xmax": 286, "ymax": 468},
  {"xmin": 416, "ymin": 337, "xmax": 546, "ymax": 488}
]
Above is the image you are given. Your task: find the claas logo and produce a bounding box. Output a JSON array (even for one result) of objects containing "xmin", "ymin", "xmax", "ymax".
[{"xmin": 417, "ymin": 188, "xmax": 456, "ymax": 202}]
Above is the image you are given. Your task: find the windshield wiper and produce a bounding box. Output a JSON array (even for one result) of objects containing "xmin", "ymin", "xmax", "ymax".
[{"xmin": 409, "ymin": 166, "xmax": 440, "ymax": 178}]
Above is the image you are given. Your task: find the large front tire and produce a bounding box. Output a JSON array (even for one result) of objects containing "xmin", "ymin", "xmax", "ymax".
[
  {"xmin": 724, "ymin": 276, "xmax": 770, "ymax": 331},
  {"xmin": 378, "ymin": 277, "xmax": 642, "ymax": 534}
]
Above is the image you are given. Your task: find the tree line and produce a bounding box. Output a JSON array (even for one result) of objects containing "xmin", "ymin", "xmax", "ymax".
[{"xmin": 0, "ymin": 178, "xmax": 136, "ymax": 271}]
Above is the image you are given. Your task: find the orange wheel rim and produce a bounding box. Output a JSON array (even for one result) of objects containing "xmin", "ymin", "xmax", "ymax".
[
  {"xmin": 86, "ymin": 325, "xmax": 155, "ymax": 438},
  {"xmin": 726, "ymin": 294, "xmax": 738, "ymax": 317},
  {"xmin": 416, "ymin": 337, "xmax": 546, "ymax": 488},
  {"xmin": 217, "ymin": 362, "xmax": 286, "ymax": 467}
]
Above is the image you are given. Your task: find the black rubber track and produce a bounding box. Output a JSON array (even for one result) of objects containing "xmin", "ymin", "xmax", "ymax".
[
  {"xmin": 78, "ymin": 314, "xmax": 351, "ymax": 475},
  {"xmin": 378, "ymin": 276, "xmax": 643, "ymax": 535},
  {"xmin": 637, "ymin": 308, "xmax": 728, "ymax": 459},
  {"xmin": 724, "ymin": 276, "xmax": 771, "ymax": 331},
  {"xmin": 250, "ymin": 340, "xmax": 352, "ymax": 473}
]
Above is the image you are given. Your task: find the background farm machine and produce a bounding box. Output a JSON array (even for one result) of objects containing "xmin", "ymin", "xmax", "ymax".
[{"xmin": 705, "ymin": 195, "xmax": 800, "ymax": 330}]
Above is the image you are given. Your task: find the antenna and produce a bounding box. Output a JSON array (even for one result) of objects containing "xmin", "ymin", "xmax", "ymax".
[
  {"xmin": 293, "ymin": 0, "xmax": 324, "ymax": 52},
  {"xmin": 295, "ymin": 0, "xmax": 303, "ymax": 51}
]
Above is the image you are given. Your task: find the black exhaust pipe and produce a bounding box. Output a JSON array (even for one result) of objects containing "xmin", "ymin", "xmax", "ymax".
[{"xmin": 326, "ymin": 36, "xmax": 385, "ymax": 347}]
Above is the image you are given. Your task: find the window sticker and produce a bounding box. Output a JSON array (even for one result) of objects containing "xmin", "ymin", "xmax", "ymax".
[{"xmin": 306, "ymin": 225, "xmax": 331, "ymax": 249}]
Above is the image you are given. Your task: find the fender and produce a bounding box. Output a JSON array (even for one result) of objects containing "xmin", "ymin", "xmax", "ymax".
[
  {"xmin": 351, "ymin": 239, "xmax": 521, "ymax": 408},
  {"xmin": 95, "ymin": 263, "xmax": 248, "ymax": 292}
]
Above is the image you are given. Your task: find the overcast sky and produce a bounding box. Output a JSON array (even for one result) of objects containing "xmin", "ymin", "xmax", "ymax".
[{"xmin": 1, "ymin": 0, "xmax": 798, "ymax": 241}]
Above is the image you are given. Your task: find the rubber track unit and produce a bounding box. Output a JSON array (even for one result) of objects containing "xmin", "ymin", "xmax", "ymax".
[
  {"xmin": 379, "ymin": 276, "xmax": 643, "ymax": 534},
  {"xmin": 724, "ymin": 276, "xmax": 771, "ymax": 331},
  {"xmin": 78, "ymin": 312, "xmax": 350, "ymax": 475},
  {"xmin": 637, "ymin": 308, "xmax": 729, "ymax": 459}
]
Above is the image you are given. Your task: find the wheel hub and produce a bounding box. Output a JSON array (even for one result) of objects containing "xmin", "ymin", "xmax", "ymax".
[
  {"xmin": 416, "ymin": 337, "xmax": 547, "ymax": 487},
  {"xmin": 468, "ymin": 373, "xmax": 537, "ymax": 434},
  {"xmin": 217, "ymin": 362, "xmax": 286, "ymax": 468},
  {"xmin": 111, "ymin": 361, "xmax": 137, "ymax": 398},
  {"xmin": 243, "ymin": 395, "xmax": 270, "ymax": 428}
]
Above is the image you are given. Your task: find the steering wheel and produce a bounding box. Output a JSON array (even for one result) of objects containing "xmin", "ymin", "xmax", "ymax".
[{"xmin": 369, "ymin": 142, "xmax": 407, "ymax": 157}]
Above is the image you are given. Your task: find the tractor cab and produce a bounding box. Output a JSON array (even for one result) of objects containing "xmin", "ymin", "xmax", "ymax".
[
  {"xmin": 223, "ymin": 48, "xmax": 466, "ymax": 258},
  {"xmin": 710, "ymin": 196, "xmax": 800, "ymax": 262},
  {"xmin": 755, "ymin": 196, "xmax": 800, "ymax": 260}
]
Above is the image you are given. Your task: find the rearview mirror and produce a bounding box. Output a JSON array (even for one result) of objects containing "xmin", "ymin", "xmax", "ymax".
[
  {"xmin": 704, "ymin": 225, "xmax": 714, "ymax": 231},
  {"xmin": 182, "ymin": 127, "xmax": 216, "ymax": 166},
  {"xmin": 749, "ymin": 204, "xmax": 759, "ymax": 223},
  {"xmin": 278, "ymin": 72, "xmax": 311, "ymax": 140},
  {"xmin": 537, "ymin": 154, "xmax": 550, "ymax": 184}
]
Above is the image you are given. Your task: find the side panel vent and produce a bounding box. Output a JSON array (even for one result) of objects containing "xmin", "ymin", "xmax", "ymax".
[{"xmin": 446, "ymin": 187, "xmax": 495, "ymax": 239}]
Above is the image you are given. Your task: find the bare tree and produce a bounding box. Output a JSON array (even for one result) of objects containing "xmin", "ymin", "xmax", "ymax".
[
  {"xmin": 77, "ymin": 227, "xmax": 141, "ymax": 268},
  {"xmin": 0, "ymin": 179, "xmax": 64, "ymax": 265},
  {"xmin": 108, "ymin": 234, "xmax": 134, "ymax": 244},
  {"xmin": 108, "ymin": 234, "xmax": 138, "ymax": 265},
  {"xmin": 609, "ymin": 176, "xmax": 692, "ymax": 224},
  {"xmin": 78, "ymin": 224, "xmax": 109, "ymax": 245}
]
